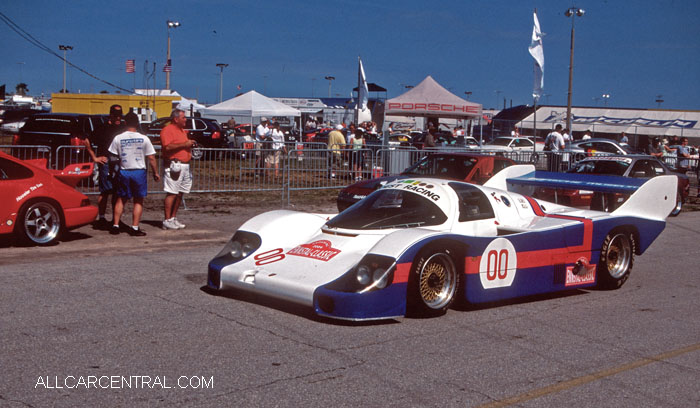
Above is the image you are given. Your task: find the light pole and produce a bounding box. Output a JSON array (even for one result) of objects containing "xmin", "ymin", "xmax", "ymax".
[
  {"xmin": 216, "ymin": 63, "xmax": 228, "ymax": 102},
  {"xmin": 166, "ymin": 20, "xmax": 181, "ymax": 90},
  {"xmin": 324, "ymin": 76, "xmax": 335, "ymax": 97},
  {"xmin": 565, "ymin": 7, "xmax": 585, "ymax": 131},
  {"xmin": 464, "ymin": 91, "xmax": 472, "ymax": 100},
  {"xmin": 602, "ymin": 93, "xmax": 610, "ymax": 107},
  {"xmin": 58, "ymin": 45, "xmax": 73, "ymax": 93}
]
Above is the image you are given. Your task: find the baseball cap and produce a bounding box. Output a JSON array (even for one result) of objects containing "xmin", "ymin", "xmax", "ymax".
[
  {"xmin": 335, "ymin": 124, "xmax": 343, "ymax": 130},
  {"xmin": 109, "ymin": 104, "xmax": 123, "ymax": 117}
]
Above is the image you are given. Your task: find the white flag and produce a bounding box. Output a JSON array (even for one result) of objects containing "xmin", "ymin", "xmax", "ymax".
[
  {"xmin": 528, "ymin": 10, "xmax": 545, "ymax": 102},
  {"xmin": 358, "ymin": 57, "xmax": 369, "ymax": 110}
]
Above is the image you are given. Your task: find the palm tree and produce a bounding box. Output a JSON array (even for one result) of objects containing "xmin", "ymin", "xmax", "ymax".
[{"xmin": 15, "ymin": 83, "xmax": 29, "ymax": 96}]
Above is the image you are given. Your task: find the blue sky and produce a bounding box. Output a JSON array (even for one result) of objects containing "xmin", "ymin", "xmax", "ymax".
[{"xmin": 2, "ymin": 0, "xmax": 699, "ymax": 110}]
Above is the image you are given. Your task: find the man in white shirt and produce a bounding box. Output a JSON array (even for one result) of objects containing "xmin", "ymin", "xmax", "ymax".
[
  {"xmin": 108, "ymin": 113, "xmax": 160, "ymax": 236},
  {"xmin": 545, "ymin": 124, "xmax": 565, "ymax": 172},
  {"xmin": 255, "ymin": 117, "xmax": 271, "ymax": 176}
]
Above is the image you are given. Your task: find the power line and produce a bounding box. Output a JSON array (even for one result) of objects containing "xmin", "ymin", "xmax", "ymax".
[{"xmin": 0, "ymin": 11, "xmax": 132, "ymax": 93}]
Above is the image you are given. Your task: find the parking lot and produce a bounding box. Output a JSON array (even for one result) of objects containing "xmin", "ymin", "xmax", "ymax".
[{"xmin": 1, "ymin": 196, "xmax": 699, "ymax": 407}]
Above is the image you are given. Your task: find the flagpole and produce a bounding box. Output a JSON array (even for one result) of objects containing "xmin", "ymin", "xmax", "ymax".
[{"xmin": 355, "ymin": 56, "xmax": 360, "ymax": 125}]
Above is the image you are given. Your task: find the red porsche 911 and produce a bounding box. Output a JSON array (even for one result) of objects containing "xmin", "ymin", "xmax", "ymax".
[{"xmin": 0, "ymin": 151, "xmax": 97, "ymax": 245}]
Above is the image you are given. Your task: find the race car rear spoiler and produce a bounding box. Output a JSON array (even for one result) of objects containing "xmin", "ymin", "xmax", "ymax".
[
  {"xmin": 505, "ymin": 170, "xmax": 645, "ymax": 194},
  {"xmin": 488, "ymin": 165, "xmax": 676, "ymax": 220}
]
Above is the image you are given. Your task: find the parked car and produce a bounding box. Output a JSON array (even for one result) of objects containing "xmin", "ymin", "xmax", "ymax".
[
  {"xmin": 144, "ymin": 116, "xmax": 224, "ymax": 148},
  {"xmin": 337, "ymin": 153, "xmax": 515, "ymax": 211},
  {"xmin": 533, "ymin": 155, "xmax": 689, "ymax": 215},
  {"xmin": 0, "ymin": 151, "xmax": 97, "ymax": 245},
  {"xmin": 568, "ymin": 138, "xmax": 640, "ymax": 158},
  {"xmin": 13, "ymin": 113, "xmax": 107, "ymax": 166},
  {"xmin": 483, "ymin": 136, "xmax": 544, "ymax": 152},
  {"xmin": 0, "ymin": 108, "xmax": 40, "ymax": 135}
]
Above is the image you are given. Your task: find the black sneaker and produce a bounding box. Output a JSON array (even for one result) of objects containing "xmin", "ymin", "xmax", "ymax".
[
  {"xmin": 128, "ymin": 227, "xmax": 147, "ymax": 237},
  {"xmin": 109, "ymin": 225, "xmax": 121, "ymax": 235},
  {"xmin": 93, "ymin": 218, "xmax": 110, "ymax": 230}
]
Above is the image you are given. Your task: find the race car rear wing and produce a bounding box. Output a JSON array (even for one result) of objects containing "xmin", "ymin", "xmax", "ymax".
[
  {"xmin": 497, "ymin": 167, "xmax": 676, "ymax": 220},
  {"xmin": 25, "ymin": 158, "xmax": 94, "ymax": 188}
]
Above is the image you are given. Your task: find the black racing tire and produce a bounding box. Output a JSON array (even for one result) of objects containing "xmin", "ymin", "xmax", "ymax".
[
  {"xmin": 407, "ymin": 248, "xmax": 460, "ymax": 317},
  {"xmin": 669, "ymin": 191, "xmax": 683, "ymax": 216},
  {"xmin": 597, "ymin": 230, "xmax": 635, "ymax": 289},
  {"xmin": 16, "ymin": 200, "xmax": 63, "ymax": 246}
]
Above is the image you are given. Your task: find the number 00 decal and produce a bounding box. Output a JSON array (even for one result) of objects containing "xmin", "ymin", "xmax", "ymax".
[
  {"xmin": 479, "ymin": 238, "xmax": 517, "ymax": 289},
  {"xmin": 254, "ymin": 248, "xmax": 285, "ymax": 266}
]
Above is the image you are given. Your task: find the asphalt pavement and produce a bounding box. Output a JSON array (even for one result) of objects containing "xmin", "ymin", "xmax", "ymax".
[{"xmin": 1, "ymin": 204, "xmax": 699, "ymax": 407}]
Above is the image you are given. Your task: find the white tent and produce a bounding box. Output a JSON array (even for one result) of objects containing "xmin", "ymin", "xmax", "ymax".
[
  {"xmin": 517, "ymin": 106, "xmax": 700, "ymax": 139},
  {"xmin": 200, "ymin": 90, "xmax": 300, "ymax": 122},
  {"xmin": 385, "ymin": 76, "xmax": 482, "ymax": 119}
]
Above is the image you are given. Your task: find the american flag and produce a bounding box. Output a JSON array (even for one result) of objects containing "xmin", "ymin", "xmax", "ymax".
[
  {"xmin": 125, "ymin": 59, "xmax": 135, "ymax": 73},
  {"xmin": 163, "ymin": 59, "xmax": 172, "ymax": 72}
]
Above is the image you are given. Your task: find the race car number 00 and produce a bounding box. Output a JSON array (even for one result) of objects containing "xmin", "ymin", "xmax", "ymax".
[
  {"xmin": 479, "ymin": 238, "xmax": 517, "ymax": 289},
  {"xmin": 254, "ymin": 248, "xmax": 285, "ymax": 266}
]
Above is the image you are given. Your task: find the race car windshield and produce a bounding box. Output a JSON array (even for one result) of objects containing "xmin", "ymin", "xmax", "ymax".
[
  {"xmin": 569, "ymin": 160, "xmax": 629, "ymax": 176},
  {"xmin": 403, "ymin": 155, "xmax": 477, "ymax": 179},
  {"xmin": 326, "ymin": 189, "xmax": 447, "ymax": 230}
]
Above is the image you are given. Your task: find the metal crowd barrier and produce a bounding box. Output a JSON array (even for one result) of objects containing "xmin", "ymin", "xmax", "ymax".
[{"xmin": 2, "ymin": 144, "xmax": 697, "ymax": 204}]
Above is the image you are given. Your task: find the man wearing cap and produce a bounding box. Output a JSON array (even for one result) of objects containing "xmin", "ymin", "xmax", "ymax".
[
  {"xmin": 108, "ymin": 113, "xmax": 160, "ymax": 236},
  {"xmin": 161, "ymin": 108, "xmax": 194, "ymax": 230},
  {"xmin": 84, "ymin": 104, "xmax": 126, "ymax": 229},
  {"xmin": 327, "ymin": 124, "xmax": 346, "ymax": 178}
]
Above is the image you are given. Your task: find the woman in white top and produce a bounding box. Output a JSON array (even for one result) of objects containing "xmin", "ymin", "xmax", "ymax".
[
  {"xmin": 265, "ymin": 122, "xmax": 286, "ymax": 178},
  {"xmin": 350, "ymin": 129, "xmax": 366, "ymax": 181}
]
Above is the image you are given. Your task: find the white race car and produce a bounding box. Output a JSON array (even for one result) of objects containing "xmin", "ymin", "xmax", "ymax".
[{"xmin": 208, "ymin": 165, "xmax": 676, "ymax": 320}]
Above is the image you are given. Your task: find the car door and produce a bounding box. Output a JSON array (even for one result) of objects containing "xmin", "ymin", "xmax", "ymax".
[{"xmin": 0, "ymin": 157, "xmax": 35, "ymax": 234}]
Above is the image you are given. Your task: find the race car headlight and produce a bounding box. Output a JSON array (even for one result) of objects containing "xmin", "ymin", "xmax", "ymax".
[
  {"xmin": 356, "ymin": 265, "xmax": 371, "ymax": 285},
  {"xmin": 215, "ymin": 231, "xmax": 261, "ymax": 262},
  {"xmin": 355, "ymin": 255, "xmax": 396, "ymax": 293}
]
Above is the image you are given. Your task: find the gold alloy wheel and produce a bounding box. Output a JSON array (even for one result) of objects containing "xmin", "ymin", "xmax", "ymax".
[
  {"xmin": 418, "ymin": 253, "xmax": 457, "ymax": 309},
  {"xmin": 606, "ymin": 233, "xmax": 632, "ymax": 279}
]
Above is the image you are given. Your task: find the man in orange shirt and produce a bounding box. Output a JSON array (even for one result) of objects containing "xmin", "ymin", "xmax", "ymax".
[{"xmin": 160, "ymin": 109, "xmax": 194, "ymax": 230}]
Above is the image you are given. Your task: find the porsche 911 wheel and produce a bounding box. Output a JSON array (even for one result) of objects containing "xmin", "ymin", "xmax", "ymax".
[
  {"xmin": 18, "ymin": 201, "xmax": 62, "ymax": 245},
  {"xmin": 597, "ymin": 230, "xmax": 635, "ymax": 289},
  {"xmin": 408, "ymin": 251, "xmax": 459, "ymax": 317}
]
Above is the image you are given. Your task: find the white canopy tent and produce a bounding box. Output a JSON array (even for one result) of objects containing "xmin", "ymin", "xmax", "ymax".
[
  {"xmin": 385, "ymin": 76, "xmax": 482, "ymax": 120},
  {"xmin": 517, "ymin": 106, "xmax": 700, "ymax": 140},
  {"xmin": 200, "ymin": 90, "xmax": 301, "ymax": 124}
]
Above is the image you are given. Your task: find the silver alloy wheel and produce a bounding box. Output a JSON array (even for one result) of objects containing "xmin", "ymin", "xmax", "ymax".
[
  {"xmin": 605, "ymin": 233, "xmax": 632, "ymax": 279},
  {"xmin": 22, "ymin": 202, "xmax": 61, "ymax": 244},
  {"xmin": 418, "ymin": 253, "xmax": 458, "ymax": 309}
]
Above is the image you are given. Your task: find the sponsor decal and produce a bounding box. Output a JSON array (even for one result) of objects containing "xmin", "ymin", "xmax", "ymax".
[
  {"xmin": 15, "ymin": 183, "xmax": 43, "ymax": 202},
  {"xmin": 565, "ymin": 258, "xmax": 596, "ymax": 286},
  {"xmin": 500, "ymin": 196, "xmax": 511, "ymax": 207},
  {"xmin": 287, "ymin": 240, "xmax": 341, "ymax": 262},
  {"xmin": 479, "ymin": 238, "xmax": 517, "ymax": 289},
  {"xmin": 386, "ymin": 180, "xmax": 441, "ymax": 201},
  {"xmin": 543, "ymin": 110, "xmax": 697, "ymax": 129}
]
